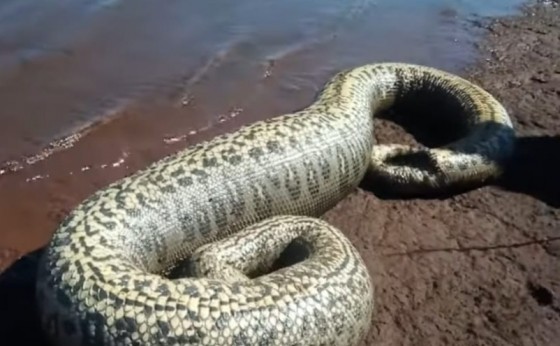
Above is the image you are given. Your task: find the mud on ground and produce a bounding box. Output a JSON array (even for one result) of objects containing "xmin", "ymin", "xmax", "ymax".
[
  {"xmin": 348, "ymin": 2, "xmax": 560, "ymax": 344},
  {"xmin": 1, "ymin": 1, "xmax": 559, "ymax": 345}
]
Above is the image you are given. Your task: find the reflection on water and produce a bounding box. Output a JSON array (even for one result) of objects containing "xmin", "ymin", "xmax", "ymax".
[{"xmin": 0, "ymin": 0, "xmax": 524, "ymax": 163}]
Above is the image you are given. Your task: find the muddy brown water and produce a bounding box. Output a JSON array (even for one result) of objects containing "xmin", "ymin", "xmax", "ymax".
[{"xmin": 0, "ymin": 0, "xmax": 525, "ymax": 256}]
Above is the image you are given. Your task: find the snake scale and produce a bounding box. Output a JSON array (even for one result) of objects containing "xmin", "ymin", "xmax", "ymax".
[{"xmin": 36, "ymin": 63, "xmax": 515, "ymax": 346}]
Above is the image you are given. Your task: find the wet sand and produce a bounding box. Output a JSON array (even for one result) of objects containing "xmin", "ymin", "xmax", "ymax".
[{"xmin": 1, "ymin": 0, "xmax": 559, "ymax": 345}]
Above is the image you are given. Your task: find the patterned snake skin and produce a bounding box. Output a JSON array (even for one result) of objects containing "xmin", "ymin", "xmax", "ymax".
[{"xmin": 36, "ymin": 63, "xmax": 515, "ymax": 346}]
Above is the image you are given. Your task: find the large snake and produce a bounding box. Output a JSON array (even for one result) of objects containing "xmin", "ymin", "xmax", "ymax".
[{"xmin": 36, "ymin": 63, "xmax": 515, "ymax": 346}]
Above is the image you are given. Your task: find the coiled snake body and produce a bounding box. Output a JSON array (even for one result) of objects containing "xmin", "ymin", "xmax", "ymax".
[{"xmin": 36, "ymin": 63, "xmax": 515, "ymax": 346}]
